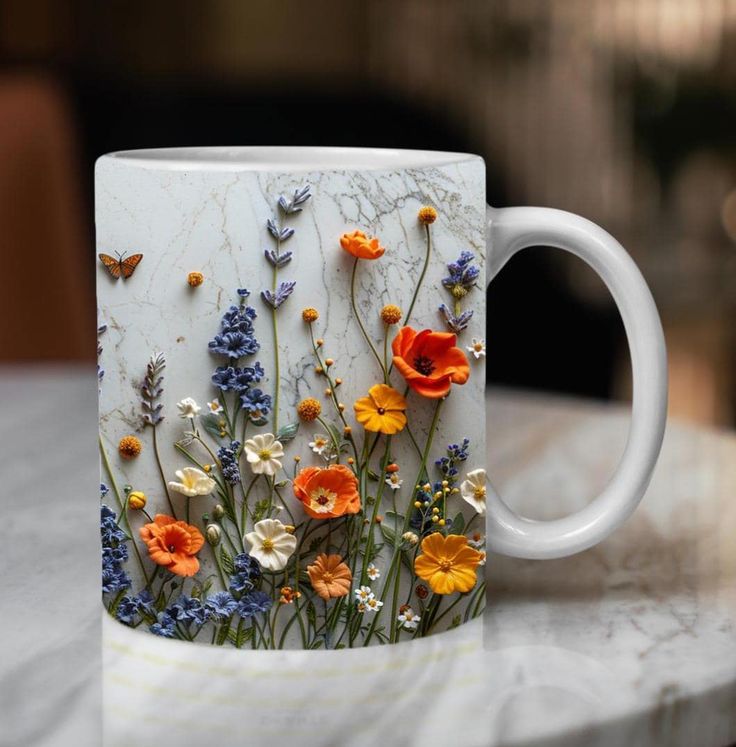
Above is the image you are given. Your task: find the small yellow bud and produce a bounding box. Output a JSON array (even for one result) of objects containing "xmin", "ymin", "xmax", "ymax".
[
  {"xmin": 203, "ymin": 464, "xmax": 211, "ymax": 473},
  {"xmin": 315, "ymin": 366, "xmax": 324, "ymax": 375},
  {"xmin": 334, "ymin": 378, "xmax": 343, "ymax": 386},
  {"xmin": 414, "ymin": 501, "xmax": 422, "ymax": 508},
  {"xmin": 432, "ymin": 507, "xmax": 439, "ymax": 514},
  {"xmin": 418, "ymin": 206, "xmax": 438, "ymax": 224},
  {"xmin": 438, "ymin": 519, "xmax": 446, "ymax": 527},
  {"xmin": 301, "ymin": 307, "xmax": 319, "ymax": 323},
  {"xmin": 316, "ymin": 338, "xmax": 324, "ymax": 347},
  {"xmin": 283, "ymin": 524, "xmax": 296, "ymax": 534},
  {"xmin": 187, "ymin": 271, "xmax": 204, "ymax": 287},
  {"xmin": 128, "ymin": 491, "xmax": 146, "ymax": 510},
  {"xmin": 325, "ymin": 388, "xmax": 332, "ymax": 396},
  {"xmin": 338, "ymin": 403, "xmax": 345, "ymax": 412},
  {"xmin": 294, "ymin": 455, "xmax": 301, "ymax": 463},
  {"xmin": 325, "ymin": 358, "xmax": 334, "ymax": 367},
  {"xmin": 432, "ymin": 515, "xmax": 439, "ymax": 523},
  {"xmin": 434, "ymin": 491, "xmax": 443, "ymax": 500},
  {"xmin": 380, "ymin": 304, "xmax": 403, "ymax": 325},
  {"xmin": 442, "ymin": 480, "xmax": 449, "ymax": 488},
  {"xmin": 347, "ymin": 457, "xmax": 355, "ymax": 465},
  {"xmin": 451, "ymin": 487, "xmax": 460, "ymax": 494},
  {"xmin": 343, "ymin": 426, "xmax": 352, "ymax": 436}
]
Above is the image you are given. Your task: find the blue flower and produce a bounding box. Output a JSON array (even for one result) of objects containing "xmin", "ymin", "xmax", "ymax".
[
  {"xmin": 100, "ymin": 483, "xmax": 109, "ymax": 498},
  {"xmin": 261, "ymin": 281, "xmax": 296, "ymax": 309},
  {"xmin": 212, "ymin": 366, "xmax": 235, "ymax": 390},
  {"xmin": 231, "ymin": 364, "xmax": 265, "ymax": 391},
  {"xmin": 237, "ymin": 591, "xmax": 272, "ymax": 618},
  {"xmin": 133, "ymin": 589, "xmax": 155, "ymax": 617},
  {"xmin": 438, "ymin": 304, "xmax": 474, "ymax": 334},
  {"xmin": 209, "ymin": 331, "xmax": 260, "ymax": 359},
  {"xmin": 240, "ymin": 388, "xmax": 272, "ymax": 418},
  {"xmin": 150, "ymin": 612, "xmax": 177, "ymax": 638},
  {"xmin": 442, "ymin": 250, "xmax": 479, "ymax": 292},
  {"xmin": 205, "ymin": 591, "xmax": 238, "ymax": 621},
  {"xmin": 115, "ymin": 596, "xmax": 138, "ymax": 625},
  {"xmin": 278, "ymin": 184, "xmax": 311, "ymax": 214},
  {"xmin": 217, "ymin": 441, "xmax": 241, "ymax": 485},
  {"xmin": 169, "ymin": 595, "xmax": 207, "ymax": 626},
  {"xmin": 237, "ymin": 288, "xmax": 250, "ymax": 298},
  {"xmin": 102, "ymin": 543, "xmax": 129, "ymax": 565},
  {"xmin": 102, "ymin": 563, "xmax": 131, "ymax": 594},
  {"xmin": 229, "ymin": 553, "xmax": 262, "ymax": 594},
  {"xmin": 435, "ymin": 438, "xmax": 470, "ymax": 484}
]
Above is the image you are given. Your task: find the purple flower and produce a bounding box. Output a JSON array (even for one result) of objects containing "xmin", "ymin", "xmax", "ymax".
[
  {"xmin": 442, "ymin": 250, "xmax": 480, "ymax": 292},
  {"xmin": 169, "ymin": 595, "xmax": 207, "ymax": 626},
  {"xmin": 261, "ymin": 281, "xmax": 296, "ymax": 309},
  {"xmin": 150, "ymin": 612, "xmax": 177, "ymax": 638},
  {"xmin": 218, "ymin": 441, "xmax": 241, "ymax": 485},
  {"xmin": 264, "ymin": 248, "xmax": 293, "ymax": 268},
  {"xmin": 277, "ymin": 184, "xmax": 311, "ymax": 214},
  {"xmin": 438, "ymin": 304, "xmax": 474, "ymax": 334},
  {"xmin": 115, "ymin": 596, "xmax": 138, "ymax": 625}
]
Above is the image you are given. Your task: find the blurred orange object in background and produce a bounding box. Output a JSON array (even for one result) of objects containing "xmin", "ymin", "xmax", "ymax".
[{"xmin": 0, "ymin": 74, "xmax": 93, "ymax": 361}]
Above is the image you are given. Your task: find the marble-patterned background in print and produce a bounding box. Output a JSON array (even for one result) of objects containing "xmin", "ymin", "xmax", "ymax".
[{"xmin": 96, "ymin": 152, "xmax": 486, "ymax": 645}]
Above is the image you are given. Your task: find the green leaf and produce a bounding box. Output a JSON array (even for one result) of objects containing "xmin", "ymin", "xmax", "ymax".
[
  {"xmin": 449, "ymin": 614, "xmax": 462, "ymax": 629},
  {"xmin": 277, "ymin": 422, "xmax": 300, "ymax": 442},
  {"xmin": 201, "ymin": 412, "xmax": 225, "ymax": 439},
  {"xmin": 379, "ymin": 524, "xmax": 397, "ymax": 546},
  {"xmin": 216, "ymin": 624, "xmax": 230, "ymax": 646},
  {"xmin": 253, "ymin": 498, "xmax": 269, "ymax": 523},
  {"xmin": 309, "ymin": 639, "xmax": 324, "ymax": 649},
  {"xmin": 306, "ymin": 602, "xmax": 317, "ymax": 630},
  {"xmin": 308, "ymin": 536, "xmax": 323, "ymax": 553},
  {"xmin": 219, "ymin": 546, "xmax": 235, "ymax": 575},
  {"xmin": 449, "ymin": 512, "xmax": 465, "ymax": 535}
]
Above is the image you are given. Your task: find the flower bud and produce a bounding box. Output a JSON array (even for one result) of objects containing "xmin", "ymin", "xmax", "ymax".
[
  {"xmin": 128, "ymin": 491, "xmax": 146, "ymax": 510},
  {"xmin": 212, "ymin": 503, "xmax": 225, "ymax": 520},
  {"xmin": 206, "ymin": 523, "xmax": 221, "ymax": 546}
]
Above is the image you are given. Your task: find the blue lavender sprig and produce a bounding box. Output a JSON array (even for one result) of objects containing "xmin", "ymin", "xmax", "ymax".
[
  {"xmin": 217, "ymin": 441, "xmax": 242, "ymax": 485},
  {"xmin": 141, "ymin": 352, "xmax": 165, "ymax": 426},
  {"xmin": 101, "ymin": 505, "xmax": 131, "ymax": 594},
  {"xmin": 438, "ymin": 304, "xmax": 474, "ymax": 334},
  {"xmin": 261, "ymin": 280, "xmax": 296, "ymax": 309},
  {"xmin": 442, "ymin": 250, "xmax": 480, "ymax": 293},
  {"xmin": 278, "ymin": 184, "xmax": 312, "ymax": 214}
]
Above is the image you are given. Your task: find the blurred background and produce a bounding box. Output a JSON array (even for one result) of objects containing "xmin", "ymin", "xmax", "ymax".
[{"xmin": 1, "ymin": 0, "xmax": 734, "ymax": 426}]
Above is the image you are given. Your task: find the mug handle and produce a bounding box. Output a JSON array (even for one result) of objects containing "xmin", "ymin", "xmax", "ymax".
[{"xmin": 485, "ymin": 206, "xmax": 668, "ymax": 559}]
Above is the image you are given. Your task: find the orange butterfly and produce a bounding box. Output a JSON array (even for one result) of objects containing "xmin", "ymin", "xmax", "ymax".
[{"xmin": 98, "ymin": 252, "xmax": 143, "ymax": 280}]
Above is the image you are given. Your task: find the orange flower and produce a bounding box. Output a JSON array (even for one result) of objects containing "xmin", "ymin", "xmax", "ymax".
[
  {"xmin": 414, "ymin": 533, "xmax": 482, "ymax": 594},
  {"xmin": 340, "ymin": 230, "xmax": 385, "ymax": 260},
  {"xmin": 139, "ymin": 514, "xmax": 205, "ymax": 577},
  {"xmin": 392, "ymin": 326, "xmax": 470, "ymax": 399},
  {"xmin": 307, "ymin": 553, "xmax": 352, "ymax": 600},
  {"xmin": 293, "ymin": 464, "xmax": 361, "ymax": 519},
  {"xmin": 353, "ymin": 383, "xmax": 407, "ymax": 435},
  {"xmin": 118, "ymin": 435, "xmax": 142, "ymax": 459}
]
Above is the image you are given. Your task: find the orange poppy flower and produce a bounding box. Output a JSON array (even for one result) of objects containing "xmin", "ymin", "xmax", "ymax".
[
  {"xmin": 339, "ymin": 230, "xmax": 385, "ymax": 260},
  {"xmin": 414, "ymin": 533, "xmax": 483, "ymax": 594},
  {"xmin": 307, "ymin": 553, "xmax": 353, "ymax": 600},
  {"xmin": 392, "ymin": 326, "xmax": 470, "ymax": 399},
  {"xmin": 139, "ymin": 514, "xmax": 205, "ymax": 577},
  {"xmin": 353, "ymin": 383, "xmax": 407, "ymax": 434},
  {"xmin": 293, "ymin": 464, "xmax": 361, "ymax": 519}
]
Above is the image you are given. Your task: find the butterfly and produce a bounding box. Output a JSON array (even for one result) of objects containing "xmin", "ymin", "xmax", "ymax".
[{"xmin": 98, "ymin": 251, "xmax": 143, "ymax": 280}]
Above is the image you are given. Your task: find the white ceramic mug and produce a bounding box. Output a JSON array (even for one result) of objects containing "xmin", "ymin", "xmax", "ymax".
[{"xmin": 97, "ymin": 146, "xmax": 667, "ymax": 649}]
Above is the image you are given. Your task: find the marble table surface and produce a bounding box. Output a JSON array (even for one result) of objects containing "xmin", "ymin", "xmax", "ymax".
[{"xmin": 1, "ymin": 368, "xmax": 734, "ymax": 747}]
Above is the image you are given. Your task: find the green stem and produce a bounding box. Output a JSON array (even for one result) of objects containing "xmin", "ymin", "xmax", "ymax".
[
  {"xmin": 152, "ymin": 426, "xmax": 176, "ymax": 518},
  {"xmin": 350, "ymin": 257, "xmax": 386, "ymax": 377},
  {"xmin": 271, "ymin": 238, "xmax": 281, "ymax": 434},
  {"xmin": 403, "ymin": 223, "xmax": 432, "ymax": 327}
]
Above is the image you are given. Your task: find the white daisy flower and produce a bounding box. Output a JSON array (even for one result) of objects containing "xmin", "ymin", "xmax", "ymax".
[
  {"xmin": 385, "ymin": 473, "xmax": 403, "ymax": 490},
  {"xmin": 243, "ymin": 433, "xmax": 285, "ymax": 477},
  {"xmin": 355, "ymin": 585, "xmax": 374, "ymax": 602},
  {"xmin": 308, "ymin": 434, "xmax": 331, "ymax": 456},
  {"xmin": 356, "ymin": 601, "xmax": 368, "ymax": 614},
  {"xmin": 366, "ymin": 563, "xmax": 380, "ymax": 581},
  {"xmin": 168, "ymin": 466, "xmax": 216, "ymax": 497},
  {"xmin": 244, "ymin": 518, "xmax": 297, "ymax": 572},
  {"xmin": 176, "ymin": 397, "xmax": 201, "ymax": 418},
  {"xmin": 365, "ymin": 597, "xmax": 384, "ymax": 612},
  {"xmin": 460, "ymin": 468, "xmax": 487, "ymax": 515},
  {"xmin": 206, "ymin": 399, "xmax": 223, "ymax": 414},
  {"xmin": 468, "ymin": 531, "xmax": 485, "ymax": 549},
  {"xmin": 397, "ymin": 605, "xmax": 421, "ymax": 630},
  {"xmin": 467, "ymin": 338, "xmax": 486, "ymax": 359}
]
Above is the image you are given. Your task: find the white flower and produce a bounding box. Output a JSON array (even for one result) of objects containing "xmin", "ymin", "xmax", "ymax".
[
  {"xmin": 367, "ymin": 563, "xmax": 380, "ymax": 581},
  {"xmin": 206, "ymin": 399, "xmax": 223, "ymax": 414},
  {"xmin": 468, "ymin": 532, "xmax": 485, "ymax": 549},
  {"xmin": 243, "ymin": 433, "xmax": 285, "ymax": 477},
  {"xmin": 168, "ymin": 466, "xmax": 216, "ymax": 497},
  {"xmin": 385, "ymin": 473, "xmax": 403, "ymax": 490},
  {"xmin": 308, "ymin": 434, "xmax": 330, "ymax": 455},
  {"xmin": 355, "ymin": 585, "xmax": 374, "ymax": 602},
  {"xmin": 244, "ymin": 518, "xmax": 297, "ymax": 572},
  {"xmin": 177, "ymin": 397, "xmax": 201, "ymax": 418},
  {"xmin": 398, "ymin": 605, "xmax": 421, "ymax": 630},
  {"xmin": 356, "ymin": 601, "xmax": 368, "ymax": 614},
  {"xmin": 402, "ymin": 531, "xmax": 419, "ymax": 546},
  {"xmin": 365, "ymin": 597, "xmax": 384, "ymax": 612},
  {"xmin": 460, "ymin": 468, "xmax": 487, "ymax": 515},
  {"xmin": 466, "ymin": 338, "xmax": 486, "ymax": 360}
]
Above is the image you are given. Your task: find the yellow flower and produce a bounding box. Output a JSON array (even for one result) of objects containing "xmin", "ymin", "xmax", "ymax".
[
  {"xmin": 353, "ymin": 384, "xmax": 407, "ymax": 435},
  {"xmin": 302, "ymin": 307, "xmax": 319, "ymax": 323},
  {"xmin": 414, "ymin": 533, "xmax": 482, "ymax": 594},
  {"xmin": 297, "ymin": 398, "xmax": 322, "ymax": 422},
  {"xmin": 418, "ymin": 206, "xmax": 438, "ymax": 224},
  {"xmin": 118, "ymin": 435, "xmax": 142, "ymax": 459},
  {"xmin": 128, "ymin": 491, "xmax": 146, "ymax": 510},
  {"xmin": 187, "ymin": 271, "xmax": 204, "ymax": 287},
  {"xmin": 380, "ymin": 304, "xmax": 402, "ymax": 325}
]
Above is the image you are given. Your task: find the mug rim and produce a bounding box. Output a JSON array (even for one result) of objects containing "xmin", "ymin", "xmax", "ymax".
[{"xmin": 98, "ymin": 145, "xmax": 483, "ymax": 172}]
